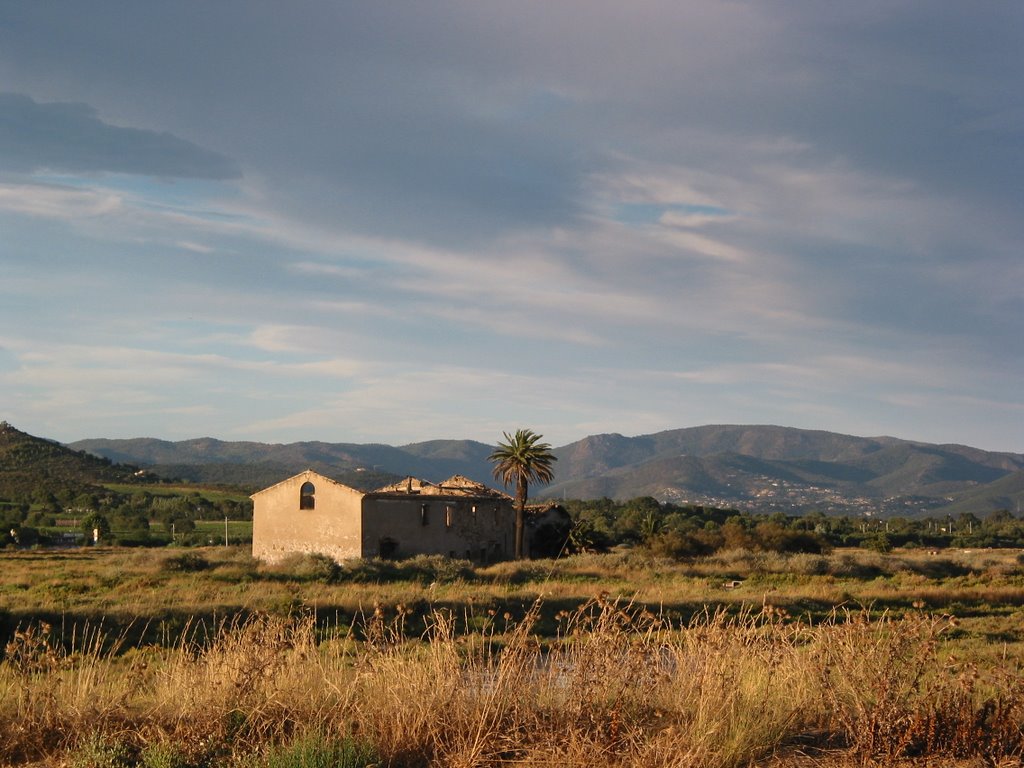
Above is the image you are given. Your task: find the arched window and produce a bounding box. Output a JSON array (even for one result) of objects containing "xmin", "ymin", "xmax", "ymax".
[{"xmin": 299, "ymin": 481, "xmax": 316, "ymax": 510}]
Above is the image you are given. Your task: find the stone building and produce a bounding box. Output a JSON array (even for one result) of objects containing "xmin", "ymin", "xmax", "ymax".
[{"xmin": 251, "ymin": 470, "xmax": 518, "ymax": 564}]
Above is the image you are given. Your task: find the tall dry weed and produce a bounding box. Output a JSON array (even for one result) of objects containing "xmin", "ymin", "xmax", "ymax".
[
  {"xmin": 148, "ymin": 612, "xmax": 349, "ymax": 759},
  {"xmin": 814, "ymin": 608, "xmax": 1024, "ymax": 763},
  {"xmin": 0, "ymin": 621, "xmax": 133, "ymax": 763},
  {"xmin": 3, "ymin": 600, "xmax": 1024, "ymax": 767}
]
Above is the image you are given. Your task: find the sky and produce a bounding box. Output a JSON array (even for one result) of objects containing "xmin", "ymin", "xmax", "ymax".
[{"xmin": 0, "ymin": 2, "xmax": 1022, "ymax": 452}]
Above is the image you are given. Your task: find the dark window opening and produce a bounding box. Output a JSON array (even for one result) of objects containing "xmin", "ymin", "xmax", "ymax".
[
  {"xmin": 420, "ymin": 503, "xmax": 429, "ymax": 526},
  {"xmin": 379, "ymin": 538, "xmax": 399, "ymax": 559},
  {"xmin": 299, "ymin": 481, "xmax": 316, "ymax": 510}
]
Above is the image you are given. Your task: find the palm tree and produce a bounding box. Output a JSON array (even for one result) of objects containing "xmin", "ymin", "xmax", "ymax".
[{"xmin": 489, "ymin": 428, "xmax": 557, "ymax": 559}]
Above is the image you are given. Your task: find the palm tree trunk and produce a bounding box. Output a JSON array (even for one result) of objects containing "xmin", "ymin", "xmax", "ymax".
[{"xmin": 514, "ymin": 475, "xmax": 527, "ymax": 559}]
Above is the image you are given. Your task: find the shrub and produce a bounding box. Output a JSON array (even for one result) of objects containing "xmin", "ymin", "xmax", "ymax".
[
  {"xmin": 270, "ymin": 552, "xmax": 346, "ymax": 581},
  {"xmin": 904, "ymin": 556, "xmax": 971, "ymax": 579},
  {"xmin": 753, "ymin": 521, "xmax": 831, "ymax": 554},
  {"xmin": 645, "ymin": 530, "xmax": 714, "ymax": 559},
  {"xmin": 335, "ymin": 557, "xmax": 399, "ymax": 582},
  {"xmin": 482, "ymin": 559, "xmax": 552, "ymax": 584},
  {"xmin": 71, "ymin": 734, "xmax": 136, "ymax": 768},
  {"xmin": 397, "ymin": 554, "xmax": 475, "ymax": 583},
  {"xmin": 863, "ymin": 532, "xmax": 894, "ymax": 553},
  {"xmin": 139, "ymin": 743, "xmax": 190, "ymax": 768},
  {"xmin": 160, "ymin": 552, "xmax": 210, "ymax": 573},
  {"xmin": 789, "ymin": 553, "xmax": 830, "ymax": 576},
  {"xmin": 830, "ymin": 552, "xmax": 886, "ymax": 579},
  {"xmin": 264, "ymin": 554, "xmax": 476, "ymax": 584}
]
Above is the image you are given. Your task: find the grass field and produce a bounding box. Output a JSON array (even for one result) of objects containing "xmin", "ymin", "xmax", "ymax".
[
  {"xmin": 192, "ymin": 519, "xmax": 254, "ymax": 540},
  {"xmin": 2, "ymin": 546, "xmax": 1024, "ymax": 766},
  {"xmin": 101, "ymin": 483, "xmax": 254, "ymax": 504}
]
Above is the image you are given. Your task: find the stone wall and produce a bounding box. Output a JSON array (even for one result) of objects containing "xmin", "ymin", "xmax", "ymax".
[
  {"xmin": 251, "ymin": 470, "xmax": 364, "ymax": 563},
  {"xmin": 361, "ymin": 495, "xmax": 514, "ymax": 562}
]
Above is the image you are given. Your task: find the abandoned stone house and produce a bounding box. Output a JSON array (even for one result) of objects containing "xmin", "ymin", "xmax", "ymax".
[{"xmin": 251, "ymin": 469, "xmax": 567, "ymax": 564}]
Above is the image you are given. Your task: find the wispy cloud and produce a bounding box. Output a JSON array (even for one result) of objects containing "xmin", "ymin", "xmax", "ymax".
[
  {"xmin": 175, "ymin": 240, "xmax": 215, "ymax": 254},
  {"xmin": 0, "ymin": 3, "xmax": 1021, "ymax": 451},
  {"xmin": 0, "ymin": 181, "xmax": 123, "ymax": 218}
]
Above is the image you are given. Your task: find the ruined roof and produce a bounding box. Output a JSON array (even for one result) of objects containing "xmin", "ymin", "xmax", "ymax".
[
  {"xmin": 373, "ymin": 476, "xmax": 432, "ymax": 494},
  {"xmin": 372, "ymin": 474, "xmax": 511, "ymax": 499},
  {"xmin": 250, "ymin": 470, "xmax": 512, "ymax": 501}
]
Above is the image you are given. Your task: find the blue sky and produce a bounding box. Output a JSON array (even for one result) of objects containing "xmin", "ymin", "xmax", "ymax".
[{"xmin": 1, "ymin": 2, "xmax": 1021, "ymax": 451}]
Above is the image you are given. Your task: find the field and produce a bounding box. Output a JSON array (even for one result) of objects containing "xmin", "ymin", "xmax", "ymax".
[
  {"xmin": 100, "ymin": 484, "xmax": 254, "ymax": 504},
  {"xmin": 2, "ymin": 546, "xmax": 1024, "ymax": 767}
]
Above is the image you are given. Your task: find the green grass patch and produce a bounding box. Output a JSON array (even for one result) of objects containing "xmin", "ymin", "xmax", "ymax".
[
  {"xmin": 262, "ymin": 735, "xmax": 379, "ymax": 768},
  {"xmin": 102, "ymin": 483, "xmax": 252, "ymax": 504},
  {"xmin": 193, "ymin": 520, "xmax": 253, "ymax": 537}
]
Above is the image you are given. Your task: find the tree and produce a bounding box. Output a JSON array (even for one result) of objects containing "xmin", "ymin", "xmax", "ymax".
[
  {"xmin": 489, "ymin": 429, "xmax": 557, "ymax": 559},
  {"xmin": 863, "ymin": 531, "xmax": 893, "ymax": 553},
  {"xmin": 81, "ymin": 512, "xmax": 111, "ymax": 544},
  {"xmin": 616, "ymin": 496, "xmax": 664, "ymax": 544}
]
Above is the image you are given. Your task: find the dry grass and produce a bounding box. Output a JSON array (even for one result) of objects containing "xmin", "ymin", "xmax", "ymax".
[
  {"xmin": 3, "ymin": 547, "xmax": 1024, "ymax": 766},
  {"xmin": 3, "ymin": 547, "xmax": 1023, "ymax": 619},
  {"xmin": 2, "ymin": 597, "xmax": 1024, "ymax": 767}
]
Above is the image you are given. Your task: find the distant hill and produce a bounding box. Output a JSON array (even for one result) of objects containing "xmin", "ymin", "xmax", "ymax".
[
  {"xmin": 67, "ymin": 436, "xmax": 495, "ymax": 491},
  {"xmin": 67, "ymin": 423, "xmax": 1024, "ymax": 516},
  {"xmin": 0, "ymin": 421, "xmax": 143, "ymax": 504},
  {"xmin": 546, "ymin": 426, "xmax": 1024, "ymax": 516},
  {"xmin": 935, "ymin": 470, "xmax": 1024, "ymax": 516}
]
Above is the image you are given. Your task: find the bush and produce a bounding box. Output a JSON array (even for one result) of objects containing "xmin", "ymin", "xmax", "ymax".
[
  {"xmin": 394, "ymin": 554, "xmax": 475, "ymax": 583},
  {"xmin": 903, "ymin": 556, "xmax": 971, "ymax": 579},
  {"xmin": 139, "ymin": 743, "xmax": 190, "ymax": 768},
  {"xmin": 645, "ymin": 530, "xmax": 715, "ymax": 559},
  {"xmin": 267, "ymin": 553, "xmax": 477, "ymax": 584},
  {"xmin": 789, "ymin": 553, "xmax": 830, "ymax": 576},
  {"xmin": 831, "ymin": 552, "xmax": 886, "ymax": 579},
  {"xmin": 863, "ymin": 532, "xmax": 894, "ymax": 553},
  {"xmin": 71, "ymin": 735, "xmax": 136, "ymax": 768},
  {"xmin": 160, "ymin": 552, "xmax": 210, "ymax": 573},
  {"xmin": 482, "ymin": 559, "xmax": 552, "ymax": 584},
  {"xmin": 271, "ymin": 553, "xmax": 341, "ymax": 583}
]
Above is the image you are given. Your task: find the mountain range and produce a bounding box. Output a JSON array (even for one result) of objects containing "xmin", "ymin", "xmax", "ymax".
[{"xmin": 68, "ymin": 425, "xmax": 1024, "ymax": 518}]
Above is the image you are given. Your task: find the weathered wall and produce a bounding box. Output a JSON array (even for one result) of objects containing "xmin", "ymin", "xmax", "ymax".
[
  {"xmin": 252, "ymin": 471, "xmax": 364, "ymax": 563},
  {"xmin": 361, "ymin": 495, "xmax": 514, "ymax": 562}
]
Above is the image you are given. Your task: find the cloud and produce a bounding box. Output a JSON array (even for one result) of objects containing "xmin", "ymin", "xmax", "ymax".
[
  {"xmin": 175, "ymin": 240, "xmax": 215, "ymax": 254},
  {"xmin": 0, "ymin": 3, "xmax": 1021, "ymax": 452},
  {"xmin": 0, "ymin": 181, "xmax": 123, "ymax": 218},
  {"xmin": 0, "ymin": 92, "xmax": 240, "ymax": 179}
]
